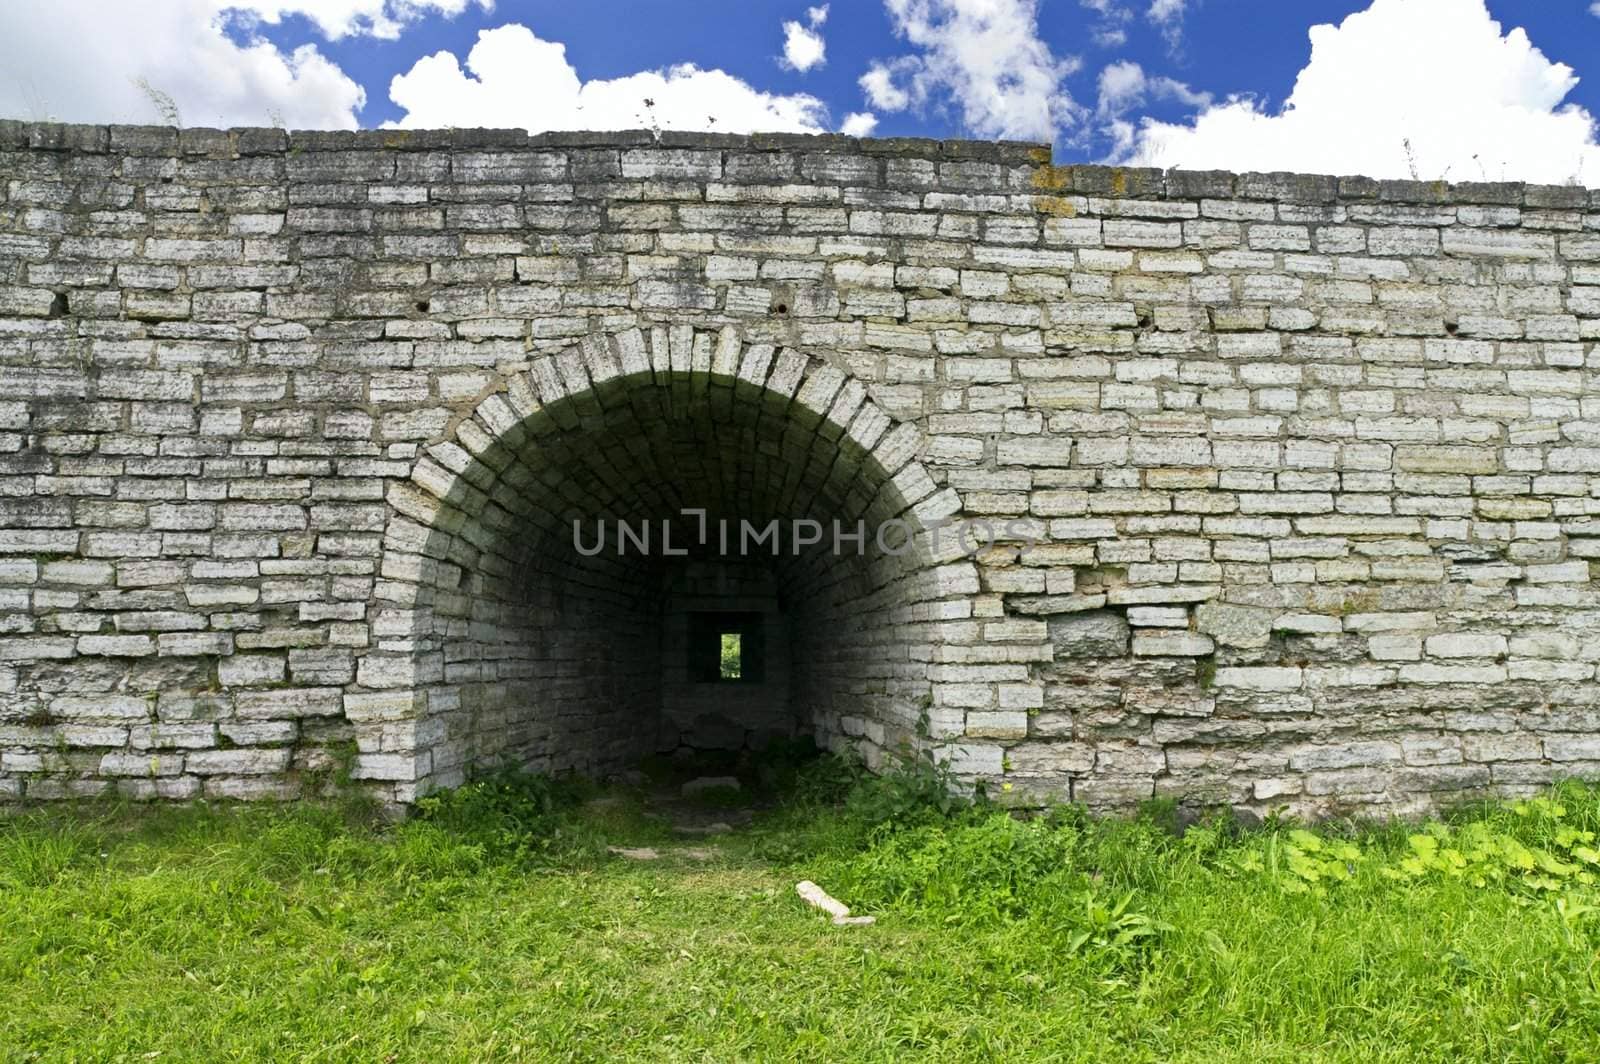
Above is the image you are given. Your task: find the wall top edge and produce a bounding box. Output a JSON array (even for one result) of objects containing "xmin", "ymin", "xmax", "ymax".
[{"xmin": 2, "ymin": 118, "xmax": 1596, "ymax": 209}]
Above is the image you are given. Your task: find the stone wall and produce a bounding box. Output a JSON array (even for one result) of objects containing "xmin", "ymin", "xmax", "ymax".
[{"xmin": 0, "ymin": 119, "xmax": 1597, "ymax": 816}]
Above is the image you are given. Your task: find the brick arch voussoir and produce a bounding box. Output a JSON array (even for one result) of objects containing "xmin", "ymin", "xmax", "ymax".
[{"xmin": 420, "ymin": 324, "xmax": 936, "ymax": 530}]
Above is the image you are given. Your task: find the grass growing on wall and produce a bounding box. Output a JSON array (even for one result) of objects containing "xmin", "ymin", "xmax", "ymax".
[{"xmin": 3, "ymin": 764, "xmax": 1600, "ymax": 1061}]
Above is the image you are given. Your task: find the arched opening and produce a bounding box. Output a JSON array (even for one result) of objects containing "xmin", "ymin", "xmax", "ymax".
[{"xmin": 364, "ymin": 326, "xmax": 966, "ymax": 795}]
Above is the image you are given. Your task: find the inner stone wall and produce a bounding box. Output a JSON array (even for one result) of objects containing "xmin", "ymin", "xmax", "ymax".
[
  {"xmin": 1, "ymin": 119, "xmax": 1598, "ymax": 817},
  {"xmin": 657, "ymin": 559, "xmax": 794, "ymax": 755}
]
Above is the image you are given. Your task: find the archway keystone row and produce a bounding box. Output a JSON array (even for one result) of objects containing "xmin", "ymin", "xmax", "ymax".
[{"xmin": 346, "ymin": 323, "xmax": 1036, "ymax": 800}]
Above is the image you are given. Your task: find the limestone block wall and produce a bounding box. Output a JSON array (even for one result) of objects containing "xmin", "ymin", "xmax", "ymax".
[{"xmin": 0, "ymin": 119, "xmax": 1597, "ymax": 817}]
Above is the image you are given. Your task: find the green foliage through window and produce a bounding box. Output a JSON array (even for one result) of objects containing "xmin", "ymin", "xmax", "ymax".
[{"xmin": 719, "ymin": 632, "xmax": 741, "ymax": 680}]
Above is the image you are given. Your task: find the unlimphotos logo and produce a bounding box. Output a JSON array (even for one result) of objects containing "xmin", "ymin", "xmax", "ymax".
[{"xmin": 573, "ymin": 509, "xmax": 1041, "ymax": 559}]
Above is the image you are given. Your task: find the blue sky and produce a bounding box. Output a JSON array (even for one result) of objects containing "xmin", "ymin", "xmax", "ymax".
[
  {"xmin": 245, "ymin": 1, "xmax": 1600, "ymax": 142},
  {"xmin": 2, "ymin": 1, "xmax": 1598, "ymax": 181}
]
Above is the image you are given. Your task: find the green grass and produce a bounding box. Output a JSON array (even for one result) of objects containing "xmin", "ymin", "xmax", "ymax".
[{"xmin": 3, "ymin": 762, "xmax": 1600, "ymax": 1062}]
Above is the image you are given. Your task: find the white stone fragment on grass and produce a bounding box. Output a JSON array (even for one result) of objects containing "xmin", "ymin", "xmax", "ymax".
[{"xmin": 796, "ymin": 880, "xmax": 875, "ymax": 926}]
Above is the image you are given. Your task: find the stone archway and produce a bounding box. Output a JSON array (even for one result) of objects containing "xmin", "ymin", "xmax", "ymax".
[{"xmin": 353, "ymin": 324, "xmax": 977, "ymax": 798}]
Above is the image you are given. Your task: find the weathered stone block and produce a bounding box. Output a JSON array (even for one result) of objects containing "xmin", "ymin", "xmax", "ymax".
[{"xmin": 185, "ymin": 749, "xmax": 294, "ymax": 776}]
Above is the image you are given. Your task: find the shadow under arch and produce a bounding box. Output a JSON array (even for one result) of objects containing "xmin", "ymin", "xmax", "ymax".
[{"xmin": 357, "ymin": 324, "xmax": 975, "ymax": 798}]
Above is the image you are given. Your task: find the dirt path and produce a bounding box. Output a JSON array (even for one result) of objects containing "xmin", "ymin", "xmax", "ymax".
[{"xmin": 589, "ymin": 775, "xmax": 771, "ymax": 864}]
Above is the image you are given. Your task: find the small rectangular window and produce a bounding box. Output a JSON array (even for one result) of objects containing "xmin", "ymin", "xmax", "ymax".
[
  {"xmin": 688, "ymin": 612, "xmax": 764, "ymax": 683},
  {"xmin": 719, "ymin": 632, "xmax": 742, "ymax": 680}
]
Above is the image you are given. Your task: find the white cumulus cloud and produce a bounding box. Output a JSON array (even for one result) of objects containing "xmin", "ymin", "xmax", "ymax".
[
  {"xmin": 861, "ymin": 61, "xmax": 914, "ymax": 112},
  {"xmin": 1146, "ymin": 0, "xmax": 1190, "ymax": 51},
  {"xmin": 1097, "ymin": 59, "xmax": 1208, "ymax": 159},
  {"xmin": 860, "ymin": 0, "xmax": 1082, "ymax": 141},
  {"xmin": 0, "ymin": 0, "xmax": 365, "ymax": 127},
  {"xmin": 781, "ymin": 4, "xmax": 829, "ymax": 72},
  {"xmin": 1097, "ymin": 60, "xmax": 1146, "ymax": 117},
  {"xmin": 1079, "ymin": 0, "xmax": 1131, "ymax": 48},
  {"xmin": 224, "ymin": 0, "xmax": 492, "ymax": 40},
  {"xmin": 389, "ymin": 24, "xmax": 829, "ymax": 134},
  {"xmin": 1124, "ymin": 0, "xmax": 1600, "ymax": 183},
  {"xmin": 1147, "ymin": 1, "xmax": 1186, "ymax": 26},
  {"xmin": 1096, "ymin": 59, "xmax": 1209, "ymax": 119},
  {"xmin": 841, "ymin": 111, "xmax": 879, "ymax": 136}
]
